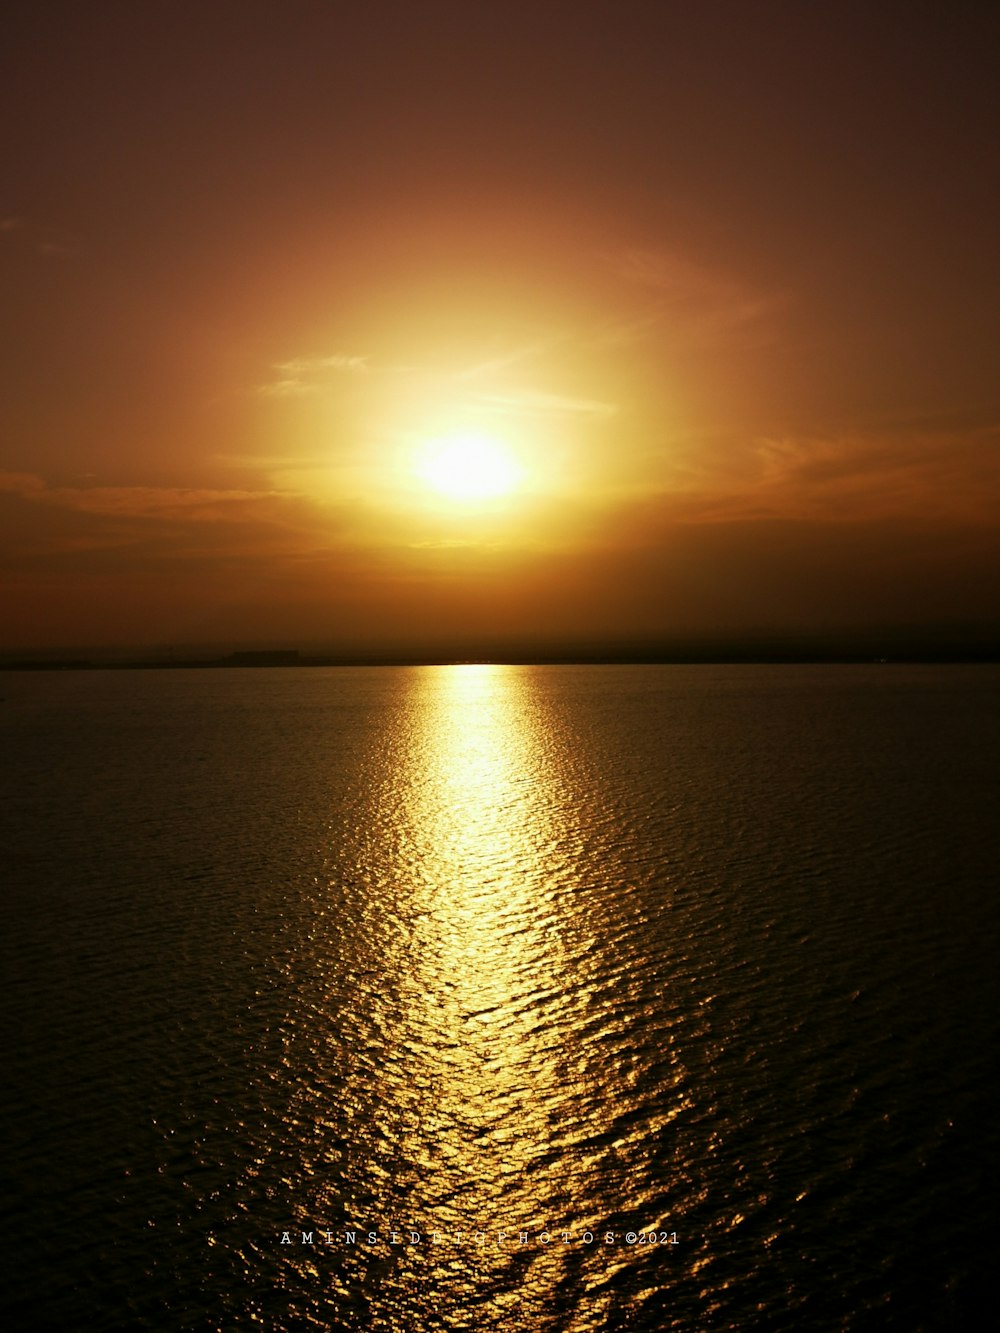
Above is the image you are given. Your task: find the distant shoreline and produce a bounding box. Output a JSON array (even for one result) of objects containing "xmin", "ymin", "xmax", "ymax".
[{"xmin": 4, "ymin": 643, "xmax": 1000, "ymax": 670}]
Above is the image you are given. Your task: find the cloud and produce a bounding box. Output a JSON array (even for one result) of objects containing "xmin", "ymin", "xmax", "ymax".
[
  {"xmin": 255, "ymin": 335, "xmax": 619, "ymax": 434},
  {"xmin": 0, "ymin": 215, "xmax": 79, "ymax": 257},
  {"xmin": 0, "ymin": 471, "xmax": 46, "ymax": 496},
  {"xmin": 613, "ymin": 245, "xmax": 785, "ymax": 344},
  {"xmin": 258, "ymin": 377, "xmax": 317, "ymax": 399},
  {"xmin": 657, "ymin": 422, "xmax": 1000, "ymax": 527},
  {"xmin": 588, "ymin": 310, "xmax": 664, "ymax": 350},
  {"xmin": 279, "ymin": 353, "xmax": 370, "ymax": 376},
  {"xmin": 751, "ymin": 425, "xmax": 1000, "ymax": 520},
  {"xmin": 469, "ymin": 389, "xmax": 616, "ymax": 419},
  {"xmin": 452, "ymin": 343, "xmax": 549, "ymax": 382},
  {"xmin": 0, "ymin": 471, "xmax": 357, "ymax": 597},
  {"xmin": 258, "ymin": 352, "xmax": 377, "ymax": 396},
  {"xmin": 0, "ymin": 472, "xmax": 284, "ymax": 523}
]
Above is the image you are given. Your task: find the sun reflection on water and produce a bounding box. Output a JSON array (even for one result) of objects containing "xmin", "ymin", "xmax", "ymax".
[
  {"xmin": 373, "ymin": 665, "xmax": 577, "ymax": 1222},
  {"xmin": 265, "ymin": 664, "xmax": 695, "ymax": 1329}
]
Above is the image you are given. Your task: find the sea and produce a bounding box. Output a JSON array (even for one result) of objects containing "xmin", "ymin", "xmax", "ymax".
[{"xmin": 1, "ymin": 663, "xmax": 997, "ymax": 1331}]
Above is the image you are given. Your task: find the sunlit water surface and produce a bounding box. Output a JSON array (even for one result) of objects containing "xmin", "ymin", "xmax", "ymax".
[{"xmin": 1, "ymin": 664, "xmax": 997, "ymax": 1330}]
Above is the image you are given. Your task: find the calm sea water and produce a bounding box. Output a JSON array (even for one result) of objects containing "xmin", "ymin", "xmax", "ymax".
[{"xmin": 1, "ymin": 664, "xmax": 997, "ymax": 1331}]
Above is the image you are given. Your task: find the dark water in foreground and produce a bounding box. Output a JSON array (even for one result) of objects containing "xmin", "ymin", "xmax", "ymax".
[{"xmin": 1, "ymin": 664, "xmax": 997, "ymax": 1331}]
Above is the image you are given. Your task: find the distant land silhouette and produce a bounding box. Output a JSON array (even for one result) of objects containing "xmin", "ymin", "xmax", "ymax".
[{"xmin": 3, "ymin": 628, "xmax": 1000, "ymax": 669}]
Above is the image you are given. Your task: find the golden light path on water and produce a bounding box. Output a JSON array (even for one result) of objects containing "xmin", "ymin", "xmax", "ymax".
[
  {"xmin": 343, "ymin": 663, "xmax": 620, "ymax": 1323},
  {"xmin": 259, "ymin": 664, "xmax": 697, "ymax": 1330}
]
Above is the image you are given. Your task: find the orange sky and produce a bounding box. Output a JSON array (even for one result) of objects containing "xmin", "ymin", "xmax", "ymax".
[{"xmin": 2, "ymin": 1, "xmax": 999, "ymax": 654}]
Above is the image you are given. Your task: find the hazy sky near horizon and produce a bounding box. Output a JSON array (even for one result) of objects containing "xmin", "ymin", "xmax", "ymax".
[{"xmin": 3, "ymin": 0, "xmax": 999, "ymax": 651}]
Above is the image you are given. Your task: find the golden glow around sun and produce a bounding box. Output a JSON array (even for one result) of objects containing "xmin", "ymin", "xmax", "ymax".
[{"xmin": 416, "ymin": 430, "xmax": 524, "ymax": 502}]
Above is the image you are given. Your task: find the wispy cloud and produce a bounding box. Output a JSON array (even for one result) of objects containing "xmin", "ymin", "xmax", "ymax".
[
  {"xmin": 452, "ymin": 342, "xmax": 549, "ymax": 382},
  {"xmin": 281, "ymin": 354, "xmax": 370, "ymax": 374},
  {"xmin": 588, "ymin": 310, "xmax": 664, "ymax": 350},
  {"xmin": 259, "ymin": 352, "xmax": 387, "ymax": 396},
  {"xmin": 755, "ymin": 425, "xmax": 1000, "ymax": 518},
  {"xmin": 0, "ymin": 472, "xmax": 281, "ymax": 521},
  {"xmin": 470, "ymin": 389, "xmax": 616, "ymax": 419},
  {"xmin": 0, "ymin": 471, "xmax": 46, "ymax": 496},
  {"xmin": 0, "ymin": 471, "xmax": 349, "ymax": 585},
  {"xmin": 256, "ymin": 335, "xmax": 618, "ymax": 424},
  {"xmin": 1, "ymin": 215, "xmax": 80, "ymax": 257},
  {"xmin": 663, "ymin": 422, "xmax": 1000, "ymax": 525},
  {"xmin": 613, "ymin": 245, "xmax": 785, "ymax": 344}
]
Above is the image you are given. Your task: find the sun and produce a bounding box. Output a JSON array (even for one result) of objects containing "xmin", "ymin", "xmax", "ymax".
[{"xmin": 416, "ymin": 429, "xmax": 524, "ymax": 502}]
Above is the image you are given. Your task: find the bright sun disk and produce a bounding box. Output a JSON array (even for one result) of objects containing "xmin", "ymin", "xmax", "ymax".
[{"xmin": 417, "ymin": 431, "xmax": 523, "ymax": 501}]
